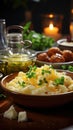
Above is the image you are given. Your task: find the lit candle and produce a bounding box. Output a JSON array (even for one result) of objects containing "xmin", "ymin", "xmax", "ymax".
[
  {"xmin": 70, "ymin": 22, "xmax": 73, "ymax": 41},
  {"xmin": 44, "ymin": 23, "xmax": 59, "ymax": 37}
]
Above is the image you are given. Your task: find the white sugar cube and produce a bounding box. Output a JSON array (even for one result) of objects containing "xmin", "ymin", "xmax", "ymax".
[
  {"xmin": 3, "ymin": 105, "xmax": 18, "ymax": 120},
  {"xmin": 18, "ymin": 111, "xmax": 27, "ymax": 122}
]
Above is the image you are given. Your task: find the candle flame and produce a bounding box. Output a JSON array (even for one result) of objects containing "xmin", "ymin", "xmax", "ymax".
[
  {"xmin": 49, "ymin": 23, "xmax": 54, "ymax": 30},
  {"xmin": 49, "ymin": 14, "xmax": 54, "ymax": 18}
]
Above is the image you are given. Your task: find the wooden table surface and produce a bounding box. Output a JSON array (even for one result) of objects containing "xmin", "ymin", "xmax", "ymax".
[{"xmin": 0, "ymin": 96, "xmax": 73, "ymax": 130}]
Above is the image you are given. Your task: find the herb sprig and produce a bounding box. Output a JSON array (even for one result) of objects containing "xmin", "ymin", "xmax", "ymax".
[{"xmin": 23, "ymin": 22, "xmax": 55, "ymax": 51}]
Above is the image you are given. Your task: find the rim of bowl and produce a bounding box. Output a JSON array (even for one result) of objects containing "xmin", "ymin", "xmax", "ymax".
[{"xmin": 57, "ymin": 38, "xmax": 73, "ymax": 47}]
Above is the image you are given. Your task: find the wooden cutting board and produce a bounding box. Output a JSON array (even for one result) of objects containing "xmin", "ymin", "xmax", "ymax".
[{"xmin": 0, "ymin": 97, "xmax": 73, "ymax": 130}]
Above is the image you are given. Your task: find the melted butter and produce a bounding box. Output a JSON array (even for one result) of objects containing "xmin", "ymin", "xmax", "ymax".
[{"xmin": 8, "ymin": 54, "xmax": 30, "ymax": 61}]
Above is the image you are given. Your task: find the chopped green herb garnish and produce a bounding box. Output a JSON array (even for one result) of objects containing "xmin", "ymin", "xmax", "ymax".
[
  {"xmin": 44, "ymin": 78, "xmax": 48, "ymax": 83},
  {"xmin": 18, "ymin": 81, "xmax": 25, "ymax": 87},
  {"xmin": 49, "ymin": 65, "xmax": 53, "ymax": 69},
  {"xmin": 54, "ymin": 76, "xmax": 64, "ymax": 86},
  {"xmin": 26, "ymin": 71, "xmax": 36, "ymax": 78},
  {"xmin": 68, "ymin": 65, "xmax": 73, "ymax": 72},
  {"xmin": 61, "ymin": 65, "xmax": 67, "ymax": 70},
  {"xmin": 38, "ymin": 78, "xmax": 48, "ymax": 85},
  {"xmin": 38, "ymin": 79, "xmax": 43, "ymax": 85},
  {"xmin": 61, "ymin": 65, "xmax": 73, "ymax": 72},
  {"xmin": 42, "ymin": 69, "xmax": 51, "ymax": 75},
  {"xmin": 26, "ymin": 65, "xmax": 37, "ymax": 78},
  {"xmin": 29, "ymin": 65, "xmax": 37, "ymax": 71}
]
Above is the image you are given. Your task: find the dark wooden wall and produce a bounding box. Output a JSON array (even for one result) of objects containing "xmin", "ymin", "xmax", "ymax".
[{"xmin": 0, "ymin": 0, "xmax": 71, "ymax": 34}]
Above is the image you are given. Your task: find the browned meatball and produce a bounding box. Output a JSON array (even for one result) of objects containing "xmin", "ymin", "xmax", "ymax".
[
  {"xmin": 50, "ymin": 53, "xmax": 65, "ymax": 63},
  {"xmin": 37, "ymin": 52, "xmax": 50, "ymax": 62},
  {"xmin": 47, "ymin": 47, "xmax": 62, "ymax": 57},
  {"xmin": 63, "ymin": 50, "xmax": 73, "ymax": 62}
]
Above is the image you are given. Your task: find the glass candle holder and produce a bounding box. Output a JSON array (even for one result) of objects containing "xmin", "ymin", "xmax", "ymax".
[{"xmin": 41, "ymin": 14, "xmax": 63, "ymax": 40}]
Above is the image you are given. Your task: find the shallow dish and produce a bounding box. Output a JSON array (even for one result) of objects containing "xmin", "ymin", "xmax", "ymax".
[
  {"xmin": 36, "ymin": 60, "xmax": 73, "ymax": 69},
  {"xmin": 1, "ymin": 70, "xmax": 73, "ymax": 108},
  {"xmin": 35, "ymin": 46, "xmax": 73, "ymax": 69},
  {"xmin": 57, "ymin": 38, "xmax": 73, "ymax": 51}
]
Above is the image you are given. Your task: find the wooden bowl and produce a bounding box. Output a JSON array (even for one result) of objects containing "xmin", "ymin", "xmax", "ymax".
[{"xmin": 1, "ymin": 71, "xmax": 73, "ymax": 108}]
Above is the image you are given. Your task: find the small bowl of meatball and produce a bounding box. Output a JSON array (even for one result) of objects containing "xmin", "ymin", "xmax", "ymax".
[{"xmin": 36, "ymin": 47, "xmax": 73, "ymax": 69}]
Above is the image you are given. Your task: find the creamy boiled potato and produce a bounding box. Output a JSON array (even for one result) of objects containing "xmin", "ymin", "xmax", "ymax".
[{"xmin": 6, "ymin": 65, "xmax": 73, "ymax": 95}]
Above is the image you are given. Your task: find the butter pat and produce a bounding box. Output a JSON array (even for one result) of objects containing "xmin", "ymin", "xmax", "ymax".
[
  {"xmin": 3, "ymin": 105, "xmax": 18, "ymax": 120},
  {"xmin": 18, "ymin": 111, "xmax": 27, "ymax": 122}
]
